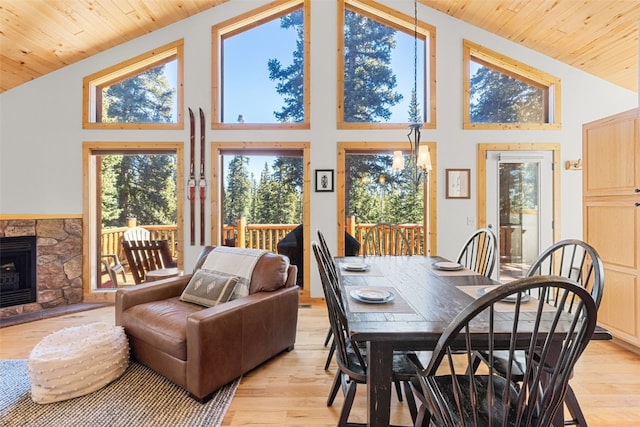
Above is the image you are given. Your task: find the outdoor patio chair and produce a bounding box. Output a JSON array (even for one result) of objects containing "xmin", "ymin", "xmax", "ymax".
[
  {"xmin": 361, "ymin": 223, "xmax": 411, "ymax": 257},
  {"xmin": 122, "ymin": 239, "xmax": 176, "ymax": 284},
  {"xmin": 100, "ymin": 254, "xmax": 126, "ymax": 287},
  {"xmin": 123, "ymin": 226, "xmax": 151, "ymax": 241}
]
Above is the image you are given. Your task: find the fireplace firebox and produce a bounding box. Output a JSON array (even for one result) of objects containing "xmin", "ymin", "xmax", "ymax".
[{"xmin": 0, "ymin": 236, "xmax": 37, "ymax": 308}]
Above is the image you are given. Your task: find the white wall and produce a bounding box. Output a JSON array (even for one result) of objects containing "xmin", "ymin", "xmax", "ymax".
[{"xmin": 0, "ymin": 0, "xmax": 637, "ymax": 297}]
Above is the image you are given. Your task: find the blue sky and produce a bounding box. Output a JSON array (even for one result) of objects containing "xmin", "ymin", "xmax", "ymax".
[
  {"xmin": 164, "ymin": 11, "xmax": 427, "ymax": 180},
  {"xmin": 222, "ymin": 12, "xmax": 425, "ymax": 124}
]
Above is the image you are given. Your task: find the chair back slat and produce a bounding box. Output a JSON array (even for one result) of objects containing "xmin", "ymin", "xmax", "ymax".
[
  {"xmin": 527, "ymin": 239, "xmax": 604, "ymax": 309},
  {"xmin": 122, "ymin": 240, "xmax": 176, "ymax": 284},
  {"xmin": 409, "ymin": 276, "xmax": 597, "ymax": 427},
  {"xmin": 362, "ymin": 223, "xmax": 412, "ymax": 257},
  {"xmin": 456, "ymin": 228, "xmax": 498, "ymax": 277},
  {"xmin": 312, "ymin": 242, "xmax": 365, "ymax": 372}
]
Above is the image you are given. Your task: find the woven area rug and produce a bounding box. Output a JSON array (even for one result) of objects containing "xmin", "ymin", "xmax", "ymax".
[{"xmin": 0, "ymin": 360, "xmax": 239, "ymax": 427}]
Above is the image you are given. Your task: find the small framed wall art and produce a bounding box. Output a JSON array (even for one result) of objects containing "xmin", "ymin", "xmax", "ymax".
[
  {"xmin": 446, "ymin": 169, "xmax": 471, "ymax": 199},
  {"xmin": 315, "ymin": 169, "xmax": 334, "ymax": 192}
]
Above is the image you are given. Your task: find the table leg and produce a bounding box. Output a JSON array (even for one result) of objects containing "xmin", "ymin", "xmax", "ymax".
[{"xmin": 366, "ymin": 340, "xmax": 394, "ymax": 427}]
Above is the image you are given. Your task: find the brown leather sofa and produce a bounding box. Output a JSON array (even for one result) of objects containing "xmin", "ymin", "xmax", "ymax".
[{"xmin": 115, "ymin": 246, "xmax": 299, "ymax": 402}]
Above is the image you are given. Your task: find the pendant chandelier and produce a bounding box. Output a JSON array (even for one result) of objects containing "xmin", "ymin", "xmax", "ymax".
[{"xmin": 391, "ymin": 0, "xmax": 431, "ymax": 188}]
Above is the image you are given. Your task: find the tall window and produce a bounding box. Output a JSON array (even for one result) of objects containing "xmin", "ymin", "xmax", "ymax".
[
  {"xmin": 463, "ymin": 40, "xmax": 561, "ymax": 130},
  {"xmin": 212, "ymin": 0, "xmax": 309, "ymax": 129},
  {"xmin": 338, "ymin": 0, "xmax": 436, "ymax": 129},
  {"xmin": 337, "ymin": 142, "xmax": 437, "ymax": 256},
  {"xmin": 83, "ymin": 40, "xmax": 184, "ymax": 129},
  {"xmin": 222, "ymin": 153, "xmax": 304, "ymax": 233}
]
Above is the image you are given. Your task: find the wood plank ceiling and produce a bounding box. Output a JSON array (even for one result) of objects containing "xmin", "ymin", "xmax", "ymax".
[{"xmin": 0, "ymin": 0, "xmax": 639, "ymax": 94}]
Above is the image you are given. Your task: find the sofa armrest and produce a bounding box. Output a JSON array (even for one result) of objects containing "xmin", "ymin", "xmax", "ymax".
[
  {"xmin": 115, "ymin": 274, "xmax": 192, "ymax": 325},
  {"xmin": 284, "ymin": 265, "xmax": 297, "ymax": 288},
  {"xmin": 184, "ymin": 285, "xmax": 300, "ymax": 397}
]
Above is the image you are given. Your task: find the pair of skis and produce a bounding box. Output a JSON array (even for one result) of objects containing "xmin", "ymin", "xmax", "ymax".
[{"xmin": 188, "ymin": 108, "xmax": 206, "ymax": 246}]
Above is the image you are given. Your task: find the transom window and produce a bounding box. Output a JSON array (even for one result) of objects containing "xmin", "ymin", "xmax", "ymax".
[
  {"xmin": 338, "ymin": 0, "xmax": 436, "ymax": 129},
  {"xmin": 463, "ymin": 40, "xmax": 561, "ymax": 130},
  {"xmin": 83, "ymin": 40, "xmax": 183, "ymax": 129},
  {"xmin": 212, "ymin": 0, "xmax": 309, "ymax": 129}
]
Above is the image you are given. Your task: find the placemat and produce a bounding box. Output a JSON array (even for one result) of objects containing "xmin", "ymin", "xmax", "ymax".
[
  {"xmin": 457, "ymin": 285, "xmax": 549, "ymax": 312},
  {"xmin": 338, "ymin": 263, "xmax": 384, "ymax": 276},
  {"xmin": 346, "ymin": 286, "xmax": 415, "ymax": 313}
]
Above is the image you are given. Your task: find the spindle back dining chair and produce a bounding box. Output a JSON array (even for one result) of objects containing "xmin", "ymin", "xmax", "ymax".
[{"xmin": 407, "ymin": 275, "xmax": 597, "ymax": 427}]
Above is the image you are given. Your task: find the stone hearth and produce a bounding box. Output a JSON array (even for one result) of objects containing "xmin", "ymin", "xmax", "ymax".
[{"xmin": 0, "ymin": 219, "xmax": 83, "ymax": 319}]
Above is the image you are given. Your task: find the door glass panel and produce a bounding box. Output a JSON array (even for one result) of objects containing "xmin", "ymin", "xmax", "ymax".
[
  {"xmin": 97, "ymin": 152, "xmax": 179, "ymax": 289},
  {"xmin": 499, "ymin": 161, "xmax": 539, "ymax": 281},
  {"xmin": 486, "ymin": 150, "xmax": 552, "ymax": 283},
  {"xmin": 221, "ymin": 154, "xmax": 303, "ymax": 249},
  {"xmin": 221, "ymin": 152, "xmax": 304, "ymax": 286},
  {"xmin": 344, "ymin": 152, "xmax": 425, "ymax": 255}
]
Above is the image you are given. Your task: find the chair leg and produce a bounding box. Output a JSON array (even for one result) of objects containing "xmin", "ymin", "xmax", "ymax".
[
  {"xmin": 564, "ymin": 385, "xmax": 588, "ymax": 426},
  {"xmin": 338, "ymin": 380, "xmax": 358, "ymax": 427},
  {"xmin": 324, "ymin": 328, "xmax": 333, "ymax": 346},
  {"xmin": 403, "ymin": 380, "xmax": 418, "ymax": 423},
  {"xmin": 324, "ymin": 339, "xmax": 336, "ymax": 370},
  {"xmin": 394, "ymin": 380, "xmax": 404, "ymax": 402},
  {"xmin": 413, "ymin": 404, "xmax": 431, "ymax": 427},
  {"xmin": 327, "ymin": 371, "xmax": 342, "ymax": 406}
]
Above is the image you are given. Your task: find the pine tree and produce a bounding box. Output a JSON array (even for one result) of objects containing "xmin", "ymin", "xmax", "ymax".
[
  {"xmin": 106, "ymin": 154, "xmax": 176, "ymax": 227},
  {"xmin": 100, "ymin": 155, "xmax": 123, "ymax": 227},
  {"xmin": 470, "ymin": 66, "xmax": 543, "ymax": 123},
  {"xmin": 224, "ymin": 156, "xmax": 251, "ymax": 224},
  {"xmin": 268, "ymin": 10, "xmax": 305, "ymax": 123},
  {"xmin": 343, "ymin": 10, "xmax": 403, "ymax": 122},
  {"xmin": 103, "ymin": 65, "xmax": 175, "ymax": 123},
  {"xmin": 99, "ymin": 65, "xmax": 177, "ymax": 227}
]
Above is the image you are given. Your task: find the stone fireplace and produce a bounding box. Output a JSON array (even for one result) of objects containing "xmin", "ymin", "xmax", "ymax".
[
  {"xmin": 0, "ymin": 235, "xmax": 37, "ymax": 307},
  {"xmin": 0, "ymin": 218, "xmax": 83, "ymax": 319}
]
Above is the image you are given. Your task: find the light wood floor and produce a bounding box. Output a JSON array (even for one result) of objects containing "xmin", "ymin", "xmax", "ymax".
[{"xmin": 1, "ymin": 303, "xmax": 640, "ymax": 426}]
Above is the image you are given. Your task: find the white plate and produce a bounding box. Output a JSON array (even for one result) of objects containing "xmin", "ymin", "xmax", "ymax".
[
  {"xmin": 480, "ymin": 287, "xmax": 531, "ymax": 303},
  {"xmin": 350, "ymin": 289, "xmax": 395, "ymax": 304},
  {"xmin": 433, "ymin": 261, "xmax": 464, "ymax": 271},
  {"xmin": 353, "ymin": 287, "xmax": 390, "ymax": 301},
  {"xmin": 341, "ymin": 262, "xmax": 370, "ymax": 272}
]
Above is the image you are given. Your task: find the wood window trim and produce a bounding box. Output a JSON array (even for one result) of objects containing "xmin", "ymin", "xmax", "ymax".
[
  {"xmin": 81, "ymin": 141, "xmax": 185, "ymax": 301},
  {"xmin": 476, "ymin": 142, "xmax": 561, "ymax": 244},
  {"xmin": 463, "ymin": 40, "xmax": 562, "ymax": 130},
  {"xmin": 336, "ymin": 141, "xmax": 437, "ymax": 255},
  {"xmin": 210, "ymin": 141, "xmax": 311, "ymax": 302},
  {"xmin": 211, "ymin": 0, "xmax": 310, "ymax": 130},
  {"xmin": 337, "ymin": 0, "xmax": 437, "ymax": 130},
  {"xmin": 82, "ymin": 40, "xmax": 184, "ymax": 130}
]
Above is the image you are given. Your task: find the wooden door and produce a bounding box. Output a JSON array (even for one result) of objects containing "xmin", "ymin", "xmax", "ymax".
[{"xmin": 583, "ymin": 107, "xmax": 640, "ymax": 347}]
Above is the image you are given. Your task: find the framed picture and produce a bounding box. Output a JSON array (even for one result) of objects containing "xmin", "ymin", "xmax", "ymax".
[
  {"xmin": 315, "ymin": 169, "xmax": 334, "ymax": 192},
  {"xmin": 446, "ymin": 169, "xmax": 471, "ymax": 199}
]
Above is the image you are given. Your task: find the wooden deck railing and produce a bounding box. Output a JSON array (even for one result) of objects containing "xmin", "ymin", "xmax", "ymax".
[
  {"xmin": 223, "ymin": 218, "xmax": 425, "ymax": 255},
  {"xmin": 223, "ymin": 219, "xmax": 297, "ymax": 253},
  {"xmin": 102, "ymin": 220, "xmax": 425, "ymax": 262},
  {"xmin": 101, "ymin": 225, "xmax": 179, "ymax": 262},
  {"xmin": 348, "ymin": 221, "xmax": 425, "ymax": 255}
]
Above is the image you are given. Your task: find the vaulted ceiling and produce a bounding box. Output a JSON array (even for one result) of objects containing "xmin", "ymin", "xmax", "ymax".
[{"xmin": 1, "ymin": 0, "xmax": 639, "ymax": 94}]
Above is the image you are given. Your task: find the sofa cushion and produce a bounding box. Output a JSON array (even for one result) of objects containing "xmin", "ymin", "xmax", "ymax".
[
  {"xmin": 180, "ymin": 270, "xmax": 239, "ymax": 307},
  {"xmin": 249, "ymin": 252, "xmax": 290, "ymax": 294},
  {"xmin": 121, "ymin": 297, "xmax": 202, "ymax": 360}
]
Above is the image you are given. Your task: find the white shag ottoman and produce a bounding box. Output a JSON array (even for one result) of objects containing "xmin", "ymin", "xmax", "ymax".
[{"xmin": 28, "ymin": 322, "xmax": 129, "ymax": 404}]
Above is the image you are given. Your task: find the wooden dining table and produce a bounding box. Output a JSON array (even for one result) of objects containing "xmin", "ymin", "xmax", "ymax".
[{"xmin": 335, "ymin": 255, "xmax": 609, "ymax": 427}]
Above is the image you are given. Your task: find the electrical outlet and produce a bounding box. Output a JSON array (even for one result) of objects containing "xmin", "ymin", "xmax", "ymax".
[{"xmin": 466, "ymin": 217, "xmax": 475, "ymax": 226}]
